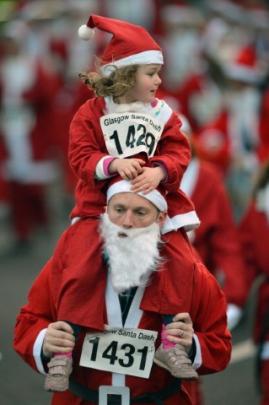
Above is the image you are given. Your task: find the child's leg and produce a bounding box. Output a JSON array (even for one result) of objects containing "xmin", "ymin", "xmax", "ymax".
[
  {"xmin": 45, "ymin": 323, "xmax": 81, "ymax": 392},
  {"xmin": 154, "ymin": 313, "xmax": 198, "ymax": 380},
  {"xmin": 161, "ymin": 315, "xmax": 175, "ymax": 349}
]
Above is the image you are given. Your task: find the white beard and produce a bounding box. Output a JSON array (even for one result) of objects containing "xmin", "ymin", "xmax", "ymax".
[{"xmin": 99, "ymin": 213, "xmax": 162, "ymax": 293}]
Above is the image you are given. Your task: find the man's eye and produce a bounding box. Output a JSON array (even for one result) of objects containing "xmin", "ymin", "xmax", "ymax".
[
  {"xmin": 136, "ymin": 211, "xmax": 146, "ymax": 216},
  {"xmin": 115, "ymin": 207, "xmax": 124, "ymax": 213}
]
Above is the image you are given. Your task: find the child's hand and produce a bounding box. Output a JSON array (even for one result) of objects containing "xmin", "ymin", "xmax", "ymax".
[
  {"xmin": 131, "ymin": 166, "xmax": 165, "ymax": 193},
  {"xmin": 43, "ymin": 321, "xmax": 75, "ymax": 358},
  {"xmin": 109, "ymin": 158, "xmax": 145, "ymax": 180},
  {"xmin": 164, "ymin": 313, "xmax": 194, "ymax": 352}
]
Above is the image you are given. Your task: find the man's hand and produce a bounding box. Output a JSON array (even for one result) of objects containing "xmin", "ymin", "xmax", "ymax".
[
  {"xmin": 42, "ymin": 321, "xmax": 75, "ymax": 358},
  {"xmin": 109, "ymin": 158, "xmax": 145, "ymax": 180},
  {"xmin": 164, "ymin": 313, "xmax": 194, "ymax": 352},
  {"xmin": 131, "ymin": 166, "xmax": 165, "ymax": 193}
]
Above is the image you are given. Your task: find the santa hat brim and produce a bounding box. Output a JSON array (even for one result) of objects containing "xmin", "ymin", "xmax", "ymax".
[
  {"xmin": 224, "ymin": 65, "xmax": 263, "ymax": 84},
  {"xmin": 107, "ymin": 179, "xmax": 168, "ymax": 212}
]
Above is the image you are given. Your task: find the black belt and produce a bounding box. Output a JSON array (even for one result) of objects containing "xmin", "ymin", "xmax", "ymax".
[{"xmin": 69, "ymin": 377, "xmax": 180, "ymax": 404}]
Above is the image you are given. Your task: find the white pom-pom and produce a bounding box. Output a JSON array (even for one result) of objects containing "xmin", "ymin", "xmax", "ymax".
[{"xmin": 78, "ymin": 24, "xmax": 95, "ymax": 40}]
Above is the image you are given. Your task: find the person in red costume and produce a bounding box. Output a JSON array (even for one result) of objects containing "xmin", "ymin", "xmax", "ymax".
[
  {"xmin": 179, "ymin": 115, "xmax": 248, "ymax": 331},
  {"xmin": 239, "ymin": 160, "xmax": 269, "ymax": 405},
  {"xmin": 34, "ymin": 13, "xmax": 201, "ymax": 387},
  {"xmin": 14, "ymin": 180, "xmax": 231, "ymax": 405}
]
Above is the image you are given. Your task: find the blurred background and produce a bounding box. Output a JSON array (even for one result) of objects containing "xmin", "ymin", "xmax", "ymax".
[{"xmin": 1, "ymin": 0, "xmax": 269, "ymax": 404}]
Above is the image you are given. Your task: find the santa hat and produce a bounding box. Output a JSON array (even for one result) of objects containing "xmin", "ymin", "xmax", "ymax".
[
  {"xmin": 224, "ymin": 46, "xmax": 264, "ymax": 84},
  {"xmin": 78, "ymin": 14, "xmax": 163, "ymax": 75},
  {"xmin": 107, "ymin": 179, "xmax": 168, "ymax": 212}
]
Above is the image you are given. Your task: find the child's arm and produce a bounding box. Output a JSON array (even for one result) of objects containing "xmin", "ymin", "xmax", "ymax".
[
  {"xmin": 109, "ymin": 158, "xmax": 145, "ymax": 180},
  {"xmin": 149, "ymin": 111, "xmax": 191, "ymax": 192},
  {"xmin": 69, "ymin": 101, "xmax": 114, "ymax": 187},
  {"xmin": 131, "ymin": 166, "xmax": 166, "ymax": 193}
]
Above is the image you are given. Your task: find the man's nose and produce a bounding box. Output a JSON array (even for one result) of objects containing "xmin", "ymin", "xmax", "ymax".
[{"xmin": 122, "ymin": 211, "xmax": 134, "ymax": 228}]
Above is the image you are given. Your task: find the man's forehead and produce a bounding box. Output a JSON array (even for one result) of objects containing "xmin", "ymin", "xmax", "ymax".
[{"xmin": 109, "ymin": 192, "xmax": 157, "ymax": 210}]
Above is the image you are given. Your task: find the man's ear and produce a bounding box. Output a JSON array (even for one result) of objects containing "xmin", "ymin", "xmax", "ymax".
[{"xmin": 157, "ymin": 211, "xmax": 167, "ymax": 227}]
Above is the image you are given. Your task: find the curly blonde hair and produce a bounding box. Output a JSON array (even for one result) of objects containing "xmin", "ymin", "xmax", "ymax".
[{"xmin": 79, "ymin": 64, "xmax": 138, "ymax": 98}]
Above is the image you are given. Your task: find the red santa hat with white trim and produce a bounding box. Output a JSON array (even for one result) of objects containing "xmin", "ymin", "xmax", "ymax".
[
  {"xmin": 106, "ymin": 178, "xmax": 168, "ymax": 212},
  {"xmin": 78, "ymin": 14, "xmax": 163, "ymax": 76},
  {"xmin": 224, "ymin": 45, "xmax": 264, "ymax": 84}
]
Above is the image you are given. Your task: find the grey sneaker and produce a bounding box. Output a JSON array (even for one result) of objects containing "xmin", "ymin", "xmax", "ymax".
[
  {"xmin": 44, "ymin": 354, "xmax": 73, "ymax": 392},
  {"xmin": 154, "ymin": 344, "xmax": 198, "ymax": 379}
]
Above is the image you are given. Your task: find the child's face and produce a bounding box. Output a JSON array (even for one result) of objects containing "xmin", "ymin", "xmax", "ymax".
[{"xmin": 124, "ymin": 64, "xmax": 162, "ymax": 103}]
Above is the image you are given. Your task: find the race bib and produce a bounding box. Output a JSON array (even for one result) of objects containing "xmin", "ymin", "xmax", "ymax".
[
  {"xmin": 100, "ymin": 113, "xmax": 164, "ymax": 158},
  {"xmin": 80, "ymin": 327, "xmax": 158, "ymax": 378}
]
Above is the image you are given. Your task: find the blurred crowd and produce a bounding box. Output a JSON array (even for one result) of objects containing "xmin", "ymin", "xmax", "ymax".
[{"xmin": 1, "ymin": 0, "xmax": 269, "ymax": 404}]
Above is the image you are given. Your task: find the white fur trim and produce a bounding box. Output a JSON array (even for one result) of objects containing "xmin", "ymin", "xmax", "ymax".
[
  {"xmin": 153, "ymin": 99, "xmax": 172, "ymax": 126},
  {"xmin": 224, "ymin": 65, "xmax": 263, "ymax": 84},
  {"xmin": 192, "ymin": 334, "xmax": 202, "ymax": 369},
  {"xmin": 105, "ymin": 271, "xmax": 145, "ymax": 387},
  {"xmin": 95, "ymin": 155, "xmax": 114, "ymax": 180},
  {"xmin": 256, "ymin": 184, "xmax": 269, "ymax": 222},
  {"xmin": 227, "ymin": 304, "xmax": 242, "ymax": 331},
  {"xmin": 101, "ymin": 50, "xmax": 163, "ymax": 76},
  {"xmin": 180, "ymin": 158, "xmax": 200, "ymax": 197},
  {"xmin": 107, "ymin": 179, "xmax": 168, "ymax": 212},
  {"xmin": 161, "ymin": 211, "xmax": 200, "ymax": 234},
  {"xmin": 261, "ymin": 342, "xmax": 269, "ymax": 360},
  {"xmin": 104, "ymin": 97, "xmax": 172, "ymax": 125},
  {"xmin": 78, "ymin": 24, "xmax": 95, "ymax": 40},
  {"xmin": 33, "ymin": 328, "xmax": 47, "ymax": 375},
  {"xmin": 4, "ymin": 160, "xmax": 58, "ymax": 183}
]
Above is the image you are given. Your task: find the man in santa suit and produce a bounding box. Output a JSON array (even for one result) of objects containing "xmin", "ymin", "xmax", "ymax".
[{"xmin": 14, "ymin": 180, "xmax": 231, "ymax": 405}]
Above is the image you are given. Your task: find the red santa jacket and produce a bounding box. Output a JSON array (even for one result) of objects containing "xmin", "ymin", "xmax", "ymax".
[
  {"xmin": 68, "ymin": 96, "xmax": 195, "ymax": 223},
  {"xmin": 181, "ymin": 159, "xmax": 248, "ymax": 307},
  {"xmin": 14, "ymin": 226, "xmax": 231, "ymax": 404}
]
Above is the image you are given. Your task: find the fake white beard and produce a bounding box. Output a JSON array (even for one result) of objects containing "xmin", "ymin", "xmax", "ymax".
[{"xmin": 99, "ymin": 213, "xmax": 162, "ymax": 293}]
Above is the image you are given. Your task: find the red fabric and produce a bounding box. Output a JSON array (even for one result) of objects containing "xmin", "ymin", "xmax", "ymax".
[
  {"xmin": 258, "ymin": 89, "xmax": 269, "ymax": 163},
  {"xmin": 68, "ymin": 96, "xmax": 194, "ymax": 219},
  {"xmin": 86, "ymin": 15, "xmax": 162, "ymax": 66},
  {"xmin": 22, "ymin": 60, "xmax": 61, "ymax": 161},
  {"xmin": 7, "ymin": 182, "xmax": 48, "ymax": 240},
  {"xmin": 14, "ymin": 231, "xmax": 231, "ymax": 404},
  {"xmin": 189, "ymin": 161, "xmax": 248, "ymax": 307},
  {"xmin": 193, "ymin": 111, "xmax": 231, "ymax": 175},
  {"xmin": 31, "ymin": 217, "xmax": 200, "ymax": 327}
]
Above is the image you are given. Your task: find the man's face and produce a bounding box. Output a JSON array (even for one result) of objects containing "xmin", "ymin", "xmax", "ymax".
[{"xmin": 107, "ymin": 192, "xmax": 166, "ymax": 231}]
